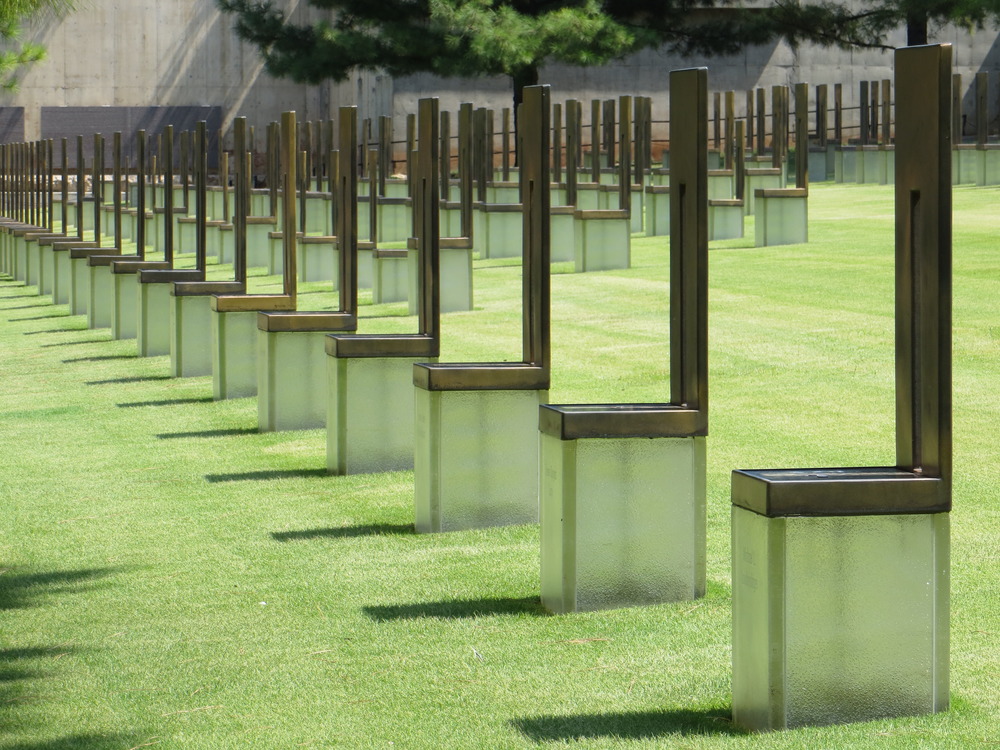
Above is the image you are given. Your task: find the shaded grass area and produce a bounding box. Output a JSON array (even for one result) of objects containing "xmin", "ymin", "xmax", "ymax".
[{"xmin": 0, "ymin": 181, "xmax": 997, "ymax": 748}]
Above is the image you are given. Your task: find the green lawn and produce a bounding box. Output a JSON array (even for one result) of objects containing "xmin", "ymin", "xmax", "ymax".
[{"xmin": 1, "ymin": 181, "xmax": 997, "ymax": 748}]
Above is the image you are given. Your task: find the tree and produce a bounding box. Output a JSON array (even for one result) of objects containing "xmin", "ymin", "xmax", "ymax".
[
  {"xmin": 217, "ymin": 0, "xmax": 1000, "ymax": 112},
  {"xmin": 0, "ymin": 0, "xmax": 75, "ymax": 92}
]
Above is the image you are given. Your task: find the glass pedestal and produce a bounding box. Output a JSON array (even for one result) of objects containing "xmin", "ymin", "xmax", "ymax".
[
  {"xmin": 732, "ymin": 506, "xmax": 949, "ymax": 730},
  {"xmin": 137, "ymin": 281, "xmax": 172, "ymax": 356},
  {"xmin": 540, "ymin": 434, "xmax": 706, "ymax": 613},
  {"xmin": 111, "ymin": 272, "xmax": 138, "ymax": 340},
  {"xmin": 574, "ymin": 210, "xmax": 631, "ymax": 272},
  {"xmin": 170, "ymin": 293, "xmax": 214, "ymax": 377},
  {"xmin": 327, "ymin": 355, "xmax": 434, "ymax": 475},
  {"xmin": 414, "ymin": 387, "xmax": 546, "ymax": 533},
  {"xmin": 257, "ymin": 329, "xmax": 328, "ymax": 431},
  {"xmin": 211, "ymin": 309, "xmax": 258, "ymax": 400}
]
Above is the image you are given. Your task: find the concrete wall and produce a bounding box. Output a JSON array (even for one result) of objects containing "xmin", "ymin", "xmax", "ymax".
[
  {"xmin": 3, "ymin": 1, "xmax": 999, "ymax": 148},
  {"xmin": 393, "ymin": 25, "xmax": 1000, "ymax": 144}
]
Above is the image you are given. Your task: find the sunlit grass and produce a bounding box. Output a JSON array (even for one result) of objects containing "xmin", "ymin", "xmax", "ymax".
[{"xmin": 0, "ymin": 181, "xmax": 997, "ymax": 748}]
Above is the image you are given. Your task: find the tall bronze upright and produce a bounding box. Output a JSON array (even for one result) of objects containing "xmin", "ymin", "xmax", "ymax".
[
  {"xmin": 731, "ymin": 44, "xmax": 952, "ymax": 731},
  {"xmin": 539, "ymin": 67, "xmax": 708, "ymax": 614}
]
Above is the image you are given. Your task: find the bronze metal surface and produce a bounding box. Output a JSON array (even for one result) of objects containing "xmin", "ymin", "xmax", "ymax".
[
  {"xmin": 328, "ymin": 97, "xmax": 441, "ymax": 359},
  {"xmin": 755, "ymin": 187, "xmax": 808, "ymax": 199},
  {"xmin": 541, "ymin": 67, "xmax": 708, "ymax": 439},
  {"xmin": 590, "ymin": 99, "xmax": 600, "ymax": 182},
  {"xmin": 325, "ymin": 333, "xmax": 437, "ymax": 358},
  {"xmin": 538, "ymin": 403, "xmax": 705, "ymax": 439},
  {"xmin": 565, "ymin": 99, "xmax": 579, "ymax": 206},
  {"xmin": 816, "ymin": 84, "xmax": 828, "ymax": 148},
  {"xmin": 571, "ymin": 208, "xmax": 627, "ymax": 220},
  {"xmin": 794, "ymin": 83, "xmax": 808, "ymax": 190},
  {"xmin": 172, "ymin": 281, "xmax": 245, "ymax": 295},
  {"xmin": 731, "ymin": 468, "xmax": 948, "ymax": 516},
  {"xmin": 136, "ymin": 130, "xmax": 147, "ymax": 258},
  {"xmin": 281, "ymin": 111, "xmax": 298, "ymax": 298},
  {"xmin": 111, "ymin": 260, "xmax": 171, "ymax": 274},
  {"xmin": 139, "ymin": 269, "xmax": 203, "ymax": 283},
  {"xmin": 724, "ymin": 90, "xmax": 735, "ymax": 170},
  {"xmin": 834, "ymin": 82, "xmax": 843, "ymax": 144},
  {"xmin": 951, "ymin": 73, "xmax": 962, "ymax": 143},
  {"xmin": 882, "ymin": 78, "xmax": 892, "ymax": 145},
  {"xmin": 211, "ymin": 295, "xmax": 296, "ymax": 313},
  {"xmin": 458, "ymin": 103, "xmax": 473, "ymax": 239},
  {"xmin": 895, "ymin": 43, "xmax": 952, "ymax": 488},
  {"xmin": 976, "ymin": 71, "xmax": 988, "ymax": 145},
  {"xmin": 732, "ymin": 44, "xmax": 953, "ymax": 518},
  {"xmin": 735, "ymin": 120, "xmax": 746, "ymax": 201},
  {"xmin": 163, "ymin": 125, "xmax": 174, "ymax": 262},
  {"xmin": 618, "ymin": 95, "xmax": 631, "ymax": 212},
  {"xmin": 256, "ymin": 311, "xmax": 357, "ymax": 332},
  {"xmin": 860, "ymin": 80, "xmax": 870, "ymax": 145},
  {"xmin": 413, "ymin": 85, "xmax": 550, "ymax": 391}
]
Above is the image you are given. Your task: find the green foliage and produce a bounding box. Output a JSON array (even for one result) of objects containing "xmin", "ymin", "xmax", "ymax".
[
  {"xmin": 0, "ymin": 0, "xmax": 74, "ymax": 92},
  {"xmin": 218, "ymin": 0, "xmax": 1000, "ymax": 102}
]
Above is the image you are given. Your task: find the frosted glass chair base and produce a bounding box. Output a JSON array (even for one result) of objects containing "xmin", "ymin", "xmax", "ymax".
[
  {"xmin": 754, "ymin": 190, "xmax": 808, "ymax": 247},
  {"xmin": 137, "ymin": 282, "xmax": 173, "ymax": 357},
  {"xmin": 170, "ymin": 294, "xmax": 214, "ymax": 377},
  {"xmin": 973, "ymin": 147, "xmax": 1000, "ymax": 186},
  {"xmin": 807, "ymin": 148, "xmax": 830, "ymax": 182},
  {"xmin": 414, "ymin": 388, "xmax": 547, "ymax": 533},
  {"xmin": 267, "ymin": 233, "xmax": 285, "ymax": 276},
  {"xmin": 540, "ymin": 434, "xmax": 706, "ymax": 614},
  {"xmin": 743, "ymin": 169, "xmax": 784, "ymax": 214},
  {"xmin": 111, "ymin": 272, "xmax": 139, "ymax": 340},
  {"xmin": 69, "ymin": 256, "xmax": 91, "ymax": 316},
  {"xmin": 212, "ymin": 310, "xmax": 259, "ymax": 400},
  {"xmin": 732, "ymin": 507, "xmax": 949, "ymax": 731},
  {"xmin": 52, "ymin": 249, "xmax": 72, "ymax": 305},
  {"xmin": 246, "ymin": 221, "xmax": 275, "ymax": 269},
  {"xmin": 327, "ymin": 355, "xmax": 436, "ymax": 475},
  {"xmin": 376, "ymin": 199, "xmax": 411, "ymax": 243},
  {"xmin": 25, "ymin": 242, "xmax": 39, "ymax": 288},
  {"xmin": 473, "ymin": 204, "xmax": 522, "ymax": 259},
  {"xmin": 834, "ymin": 147, "xmax": 858, "ymax": 183},
  {"xmin": 707, "ymin": 170, "xmax": 735, "ymax": 200},
  {"xmin": 574, "ymin": 210, "xmax": 631, "ymax": 272},
  {"xmin": 857, "ymin": 147, "xmax": 890, "ymax": 185},
  {"xmin": 87, "ymin": 264, "xmax": 114, "ymax": 329},
  {"xmin": 257, "ymin": 329, "xmax": 328, "ymax": 431},
  {"xmin": 299, "ymin": 239, "xmax": 338, "ymax": 283},
  {"xmin": 406, "ymin": 245, "xmax": 473, "ymax": 314},
  {"xmin": 373, "ymin": 252, "xmax": 411, "ymax": 304},
  {"xmin": 39, "ymin": 244, "xmax": 55, "ymax": 296},
  {"xmin": 708, "ymin": 200, "xmax": 744, "ymax": 241},
  {"xmin": 550, "ymin": 207, "xmax": 575, "ymax": 262},
  {"xmin": 644, "ymin": 186, "xmax": 670, "ymax": 236},
  {"xmin": 14, "ymin": 240, "xmax": 29, "ymax": 283}
]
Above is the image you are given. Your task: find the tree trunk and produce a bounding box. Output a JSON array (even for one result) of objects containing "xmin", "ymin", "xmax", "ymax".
[{"xmin": 906, "ymin": 14, "xmax": 928, "ymax": 45}]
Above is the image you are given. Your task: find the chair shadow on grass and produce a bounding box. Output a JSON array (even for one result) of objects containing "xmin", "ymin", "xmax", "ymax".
[
  {"xmin": 0, "ymin": 567, "xmax": 119, "ymax": 611},
  {"xmin": 1, "ymin": 736, "xmax": 157, "ymax": 750},
  {"xmin": 39, "ymin": 337, "xmax": 109, "ymax": 348},
  {"xmin": 116, "ymin": 396, "xmax": 215, "ymax": 409},
  {"xmin": 157, "ymin": 427, "xmax": 258, "ymax": 440},
  {"xmin": 511, "ymin": 707, "xmax": 744, "ymax": 742},
  {"xmin": 8, "ymin": 312, "xmax": 69, "ymax": 322},
  {"xmin": 204, "ymin": 468, "xmax": 329, "ymax": 483},
  {"xmin": 271, "ymin": 523, "xmax": 414, "ymax": 542},
  {"xmin": 364, "ymin": 596, "xmax": 546, "ymax": 622},
  {"xmin": 63, "ymin": 353, "xmax": 137, "ymax": 363},
  {"xmin": 2, "ymin": 302, "xmax": 54, "ymax": 310},
  {"xmin": 86, "ymin": 375, "xmax": 173, "ymax": 386},
  {"xmin": 22, "ymin": 326, "xmax": 88, "ymax": 336}
]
